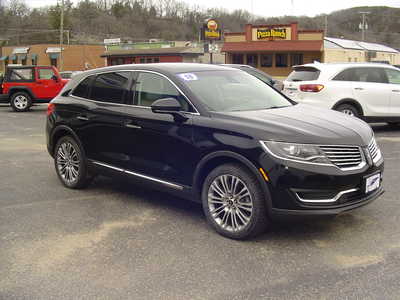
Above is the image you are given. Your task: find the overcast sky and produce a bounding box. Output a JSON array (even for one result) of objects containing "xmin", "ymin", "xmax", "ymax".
[{"xmin": 27, "ymin": 0, "xmax": 400, "ymax": 17}]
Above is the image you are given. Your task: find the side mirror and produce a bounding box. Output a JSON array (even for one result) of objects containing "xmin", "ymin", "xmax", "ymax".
[
  {"xmin": 151, "ymin": 98, "xmax": 188, "ymax": 122},
  {"xmin": 51, "ymin": 75, "xmax": 59, "ymax": 82}
]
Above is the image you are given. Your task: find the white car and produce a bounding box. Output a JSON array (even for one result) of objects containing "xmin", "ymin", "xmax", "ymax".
[{"xmin": 283, "ymin": 63, "xmax": 400, "ymax": 125}]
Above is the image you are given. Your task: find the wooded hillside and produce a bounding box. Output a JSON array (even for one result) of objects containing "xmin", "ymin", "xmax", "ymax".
[{"xmin": 0, "ymin": 0, "xmax": 399, "ymax": 48}]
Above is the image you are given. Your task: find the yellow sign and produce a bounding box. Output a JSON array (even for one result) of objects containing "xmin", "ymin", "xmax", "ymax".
[
  {"xmin": 204, "ymin": 30, "xmax": 220, "ymax": 39},
  {"xmin": 257, "ymin": 28, "xmax": 286, "ymax": 39}
]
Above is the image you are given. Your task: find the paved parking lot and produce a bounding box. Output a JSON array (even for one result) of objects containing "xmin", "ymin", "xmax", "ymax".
[{"xmin": 0, "ymin": 104, "xmax": 399, "ymax": 299}]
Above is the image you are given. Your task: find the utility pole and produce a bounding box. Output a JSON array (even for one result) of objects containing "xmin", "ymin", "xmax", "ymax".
[
  {"xmin": 59, "ymin": 0, "xmax": 64, "ymax": 71},
  {"xmin": 359, "ymin": 11, "xmax": 370, "ymax": 41},
  {"xmin": 324, "ymin": 15, "xmax": 328, "ymax": 36}
]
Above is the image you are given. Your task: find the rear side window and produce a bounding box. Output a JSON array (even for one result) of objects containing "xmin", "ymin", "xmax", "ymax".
[
  {"xmin": 286, "ymin": 67, "xmax": 320, "ymax": 82},
  {"xmin": 90, "ymin": 72, "xmax": 131, "ymax": 104},
  {"xmin": 8, "ymin": 68, "xmax": 34, "ymax": 81},
  {"xmin": 333, "ymin": 67, "xmax": 388, "ymax": 83},
  {"xmin": 72, "ymin": 75, "xmax": 94, "ymax": 99},
  {"xmin": 384, "ymin": 68, "xmax": 400, "ymax": 84}
]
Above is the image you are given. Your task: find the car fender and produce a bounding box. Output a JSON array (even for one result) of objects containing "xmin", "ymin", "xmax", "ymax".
[
  {"xmin": 8, "ymin": 86, "xmax": 36, "ymax": 99},
  {"xmin": 49, "ymin": 124, "xmax": 83, "ymax": 156},
  {"xmin": 193, "ymin": 150, "xmax": 273, "ymax": 213}
]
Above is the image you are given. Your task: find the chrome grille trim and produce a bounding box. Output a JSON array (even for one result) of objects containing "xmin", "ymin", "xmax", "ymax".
[
  {"xmin": 319, "ymin": 145, "xmax": 364, "ymax": 170},
  {"xmin": 368, "ymin": 138, "xmax": 382, "ymax": 165},
  {"xmin": 295, "ymin": 188, "xmax": 359, "ymax": 203}
]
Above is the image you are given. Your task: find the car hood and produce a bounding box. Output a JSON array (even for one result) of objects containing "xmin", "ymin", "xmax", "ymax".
[{"xmin": 211, "ymin": 104, "xmax": 373, "ymax": 146}]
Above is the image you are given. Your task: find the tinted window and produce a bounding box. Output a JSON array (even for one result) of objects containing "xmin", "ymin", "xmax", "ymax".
[
  {"xmin": 333, "ymin": 68, "xmax": 387, "ymax": 83},
  {"xmin": 385, "ymin": 68, "xmax": 400, "ymax": 84},
  {"xmin": 72, "ymin": 75, "xmax": 94, "ymax": 99},
  {"xmin": 286, "ymin": 67, "xmax": 320, "ymax": 81},
  {"xmin": 276, "ymin": 53, "xmax": 288, "ymax": 67},
  {"xmin": 290, "ymin": 54, "xmax": 303, "ymax": 66},
  {"xmin": 178, "ymin": 70, "xmax": 292, "ymax": 112},
  {"xmin": 260, "ymin": 54, "xmax": 272, "ymax": 67},
  {"xmin": 90, "ymin": 72, "xmax": 130, "ymax": 104},
  {"xmin": 246, "ymin": 54, "xmax": 258, "ymax": 68},
  {"xmin": 134, "ymin": 72, "xmax": 193, "ymax": 111},
  {"xmin": 242, "ymin": 67, "xmax": 273, "ymax": 85},
  {"xmin": 38, "ymin": 68, "xmax": 55, "ymax": 79},
  {"xmin": 8, "ymin": 68, "xmax": 34, "ymax": 81}
]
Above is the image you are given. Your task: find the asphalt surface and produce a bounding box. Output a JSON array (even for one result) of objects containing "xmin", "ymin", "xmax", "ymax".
[{"xmin": 0, "ymin": 104, "xmax": 399, "ymax": 300}]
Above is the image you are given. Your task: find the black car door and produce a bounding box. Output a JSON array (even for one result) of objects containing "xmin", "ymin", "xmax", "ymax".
[
  {"xmin": 72, "ymin": 71, "xmax": 132, "ymax": 169},
  {"xmin": 121, "ymin": 71, "xmax": 198, "ymax": 187}
]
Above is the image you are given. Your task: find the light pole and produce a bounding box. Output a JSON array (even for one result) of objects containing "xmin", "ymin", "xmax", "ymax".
[
  {"xmin": 59, "ymin": 0, "xmax": 64, "ymax": 71},
  {"xmin": 359, "ymin": 11, "xmax": 370, "ymax": 41}
]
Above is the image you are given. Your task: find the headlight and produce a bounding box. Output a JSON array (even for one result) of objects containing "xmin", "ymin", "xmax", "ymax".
[{"xmin": 260, "ymin": 141, "xmax": 332, "ymax": 165}]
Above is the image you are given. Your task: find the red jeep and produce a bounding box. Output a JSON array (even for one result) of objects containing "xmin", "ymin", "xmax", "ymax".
[{"xmin": 0, "ymin": 66, "xmax": 68, "ymax": 112}]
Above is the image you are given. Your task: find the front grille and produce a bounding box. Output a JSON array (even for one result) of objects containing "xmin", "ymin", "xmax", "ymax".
[
  {"xmin": 368, "ymin": 138, "xmax": 382, "ymax": 164},
  {"xmin": 319, "ymin": 145, "xmax": 363, "ymax": 169}
]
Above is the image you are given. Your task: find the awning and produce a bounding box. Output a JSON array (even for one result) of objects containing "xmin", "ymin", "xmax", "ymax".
[
  {"xmin": 10, "ymin": 54, "xmax": 17, "ymax": 60},
  {"xmin": 221, "ymin": 40, "xmax": 324, "ymax": 53},
  {"xmin": 49, "ymin": 53, "xmax": 59, "ymax": 59},
  {"xmin": 18, "ymin": 54, "xmax": 27, "ymax": 60},
  {"xmin": 0, "ymin": 56, "xmax": 8, "ymax": 61}
]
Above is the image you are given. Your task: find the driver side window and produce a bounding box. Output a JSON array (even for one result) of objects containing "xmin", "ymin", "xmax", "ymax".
[
  {"xmin": 134, "ymin": 72, "xmax": 194, "ymax": 112},
  {"xmin": 38, "ymin": 68, "xmax": 55, "ymax": 80}
]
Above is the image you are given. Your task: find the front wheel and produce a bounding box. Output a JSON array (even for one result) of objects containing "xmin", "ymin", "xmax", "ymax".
[
  {"xmin": 202, "ymin": 163, "xmax": 269, "ymax": 239},
  {"xmin": 54, "ymin": 136, "xmax": 92, "ymax": 189}
]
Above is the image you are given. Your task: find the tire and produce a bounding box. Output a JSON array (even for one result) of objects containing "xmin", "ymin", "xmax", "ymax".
[
  {"xmin": 202, "ymin": 163, "xmax": 269, "ymax": 240},
  {"xmin": 10, "ymin": 92, "xmax": 32, "ymax": 112},
  {"xmin": 335, "ymin": 103, "xmax": 361, "ymax": 118},
  {"xmin": 54, "ymin": 136, "xmax": 92, "ymax": 189}
]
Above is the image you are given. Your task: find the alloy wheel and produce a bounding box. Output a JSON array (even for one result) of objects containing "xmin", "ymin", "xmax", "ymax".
[
  {"xmin": 208, "ymin": 174, "xmax": 253, "ymax": 232},
  {"xmin": 56, "ymin": 141, "xmax": 80, "ymax": 184},
  {"xmin": 14, "ymin": 95, "xmax": 28, "ymax": 110}
]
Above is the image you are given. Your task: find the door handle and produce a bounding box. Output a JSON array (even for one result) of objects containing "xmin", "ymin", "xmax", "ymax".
[
  {"xmin": 354, "ymin": 87, "xmax": 364, "ymax": 90},
  {"xmin": 77, "ymin": 115, "xmax": 89, "ymax": 121},
  {"xmin": 124, "ymin": 121, "xmax": 141, "ymax": 129},
  {"xmin": 392, "ymin": 90, "xmax": 400, "ymax": 93}
]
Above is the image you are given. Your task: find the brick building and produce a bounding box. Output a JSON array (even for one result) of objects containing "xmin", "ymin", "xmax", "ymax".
[{"xmin": 0, "ymin": 44, "xmax": 106, "ymax": 73}]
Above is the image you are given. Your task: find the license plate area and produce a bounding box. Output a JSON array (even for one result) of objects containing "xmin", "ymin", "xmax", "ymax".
[{"xmin": 365, "ymin": 173, "xmax": 381, "ymax": 194}]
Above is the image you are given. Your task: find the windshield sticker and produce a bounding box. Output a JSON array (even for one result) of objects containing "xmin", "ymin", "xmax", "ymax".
[{"xmin": 179, "ymin": 73, "xmax": 198, "ymax": 81}]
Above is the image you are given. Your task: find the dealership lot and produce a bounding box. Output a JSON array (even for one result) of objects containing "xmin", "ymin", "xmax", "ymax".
[{"xmin": 1, "ymin": 104, "xmax": 399, "ymax": 299}]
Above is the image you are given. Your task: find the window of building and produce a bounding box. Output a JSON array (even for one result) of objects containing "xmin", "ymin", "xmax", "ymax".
[
  {"xmin": 72, "ymin": 75, "xmax": 95, "ymax": 99},
  {"xmin": 275, "ymin": 53, "xmax": 288, "ymax": 67},
  {"xmin": 134, "ymin": 72, "xmax": 193, "ymax": 111},
  {"xmin": 246, "ymin": 54, "xmax": 258, "ymax": 68},
  {"xmin": 8, "ymin": 68, "xmax": 34, "ymax": 81},
  {"xmin": 290, "ymin": 53, "xmax": 303, "ymax": 66},
  {"xmin": 12, "ymin": 57, "xmax": 17, "ymax": 64},
  {"xmin": 110, "ymin": 58, "xmax": 124, "ymax": 65},
  {"xmin": 139, "ymin": 58, "xmax": 145, "ymax": 64},
  {"xmin": 21, "ymin": 57, "xmax": 27, "ymax": 65},
  {"xmin": 38, "ymin": 68, "xmax": 55, "ymax": 79},
  {"xmin": 154, "ymin": 57, "xmax": 160, "ymax": 63},
  {"xmin": 260, "ymin": 54, "xmax": 273, "ymax": 67},
  {"xmin": 146, "ymin": 58, "xmax": 153, "ymax": 63},
  {"xmin": 90, "ymin": 72, "xmax": 130, "ymax": 104},
  {"xmin": 50, "ymin": 58, "xmax": 57, "ymax": 67},
  {"xmin": 232, "ymin": 54, "xmax": 244, "ymax": 64}
]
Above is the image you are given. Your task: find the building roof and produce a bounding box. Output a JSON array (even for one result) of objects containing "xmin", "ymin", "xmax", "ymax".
[
  {"xmin": 101, "ymin": 47, "xmax": 204, "ymax": 57},
  {"xmin": 221, "ymin": 40, "xmax": 323, "ymax": 53},
  {"xmin": 324, "ymin": 37, "xmax": 398, "ymax": 53}
]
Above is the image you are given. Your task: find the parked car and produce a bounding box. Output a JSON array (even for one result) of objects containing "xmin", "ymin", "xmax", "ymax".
[
  {"xmin": 0, "ymin": 65, "xmax": 67, "ymax": 112},
  {"xmin": 221, "ymin": 64, "xmax": 283, "ymax": 90},
  {"xmin": 283, "ymin": 63, "xmax": 400, "ymax": 125},
  {"xmin": 46, "ymin": 63, "xmax": 384, "ymax": 239},
  {"xmin": 60, "ymin": 71, "xmax": 82, "ymax": 79}
]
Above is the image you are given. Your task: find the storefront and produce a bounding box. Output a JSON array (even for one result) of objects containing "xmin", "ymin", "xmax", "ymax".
[
  {"xmin": 102, "ymin": 46, "xmax": 204, "ymax": 66},
  {"xmin": 222, "ymin": 23, "xmax": 324, "ymax": 77},
  {"xmin": 0, "ymin": 44, "xmax": 105, "ymax": 72}
]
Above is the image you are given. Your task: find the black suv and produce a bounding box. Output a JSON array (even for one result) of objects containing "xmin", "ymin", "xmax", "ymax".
[{"xmin": 46, "ymin": 63, "xmax": 384, "ymax": 239}]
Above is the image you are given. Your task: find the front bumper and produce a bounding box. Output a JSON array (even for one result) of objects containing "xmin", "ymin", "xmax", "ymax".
[{"xmin": 258, "ymin": 151, "xmax": 384, "ymax": 216}]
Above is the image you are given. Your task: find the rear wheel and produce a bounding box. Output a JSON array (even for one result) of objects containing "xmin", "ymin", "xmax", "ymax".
[
  {"xmin": 335, "ymin": 104, "xmax": 360, "ymax": 118},
  {"xmin": 54, "ymin": 136, "xmax": 92, "ymax": 189},
  {"xmin": 10, "ymin": 92, "xmax": 32, "ymax": 112},
  {"xmin": 202, "ymin": 163, "xmax": 269, "ymax": 239}
]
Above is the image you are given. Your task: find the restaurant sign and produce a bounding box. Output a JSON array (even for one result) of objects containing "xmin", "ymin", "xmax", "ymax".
[
  {"xmin": 257, "ymin": 28, "xmax": 286, "ymax": 40},
  {"xmin": 202, "ymin": 19, "xmax": 222, "ymax": 40}
]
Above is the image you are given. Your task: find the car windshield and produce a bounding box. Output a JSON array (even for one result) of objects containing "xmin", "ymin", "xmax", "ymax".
[{"xmin": 177, "ymin": 70, "xmax": 292, "ymax": 112}]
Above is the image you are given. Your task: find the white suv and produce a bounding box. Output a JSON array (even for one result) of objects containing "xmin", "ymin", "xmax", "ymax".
[{"xmin": 283, "ymin": 63, "xmax": 400, "ymax": 125}]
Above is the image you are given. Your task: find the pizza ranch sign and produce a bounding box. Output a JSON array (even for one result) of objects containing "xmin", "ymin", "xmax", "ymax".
[{"xmin": 257, "ymin": 28, "xmax": 287, "ymax": 40}]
